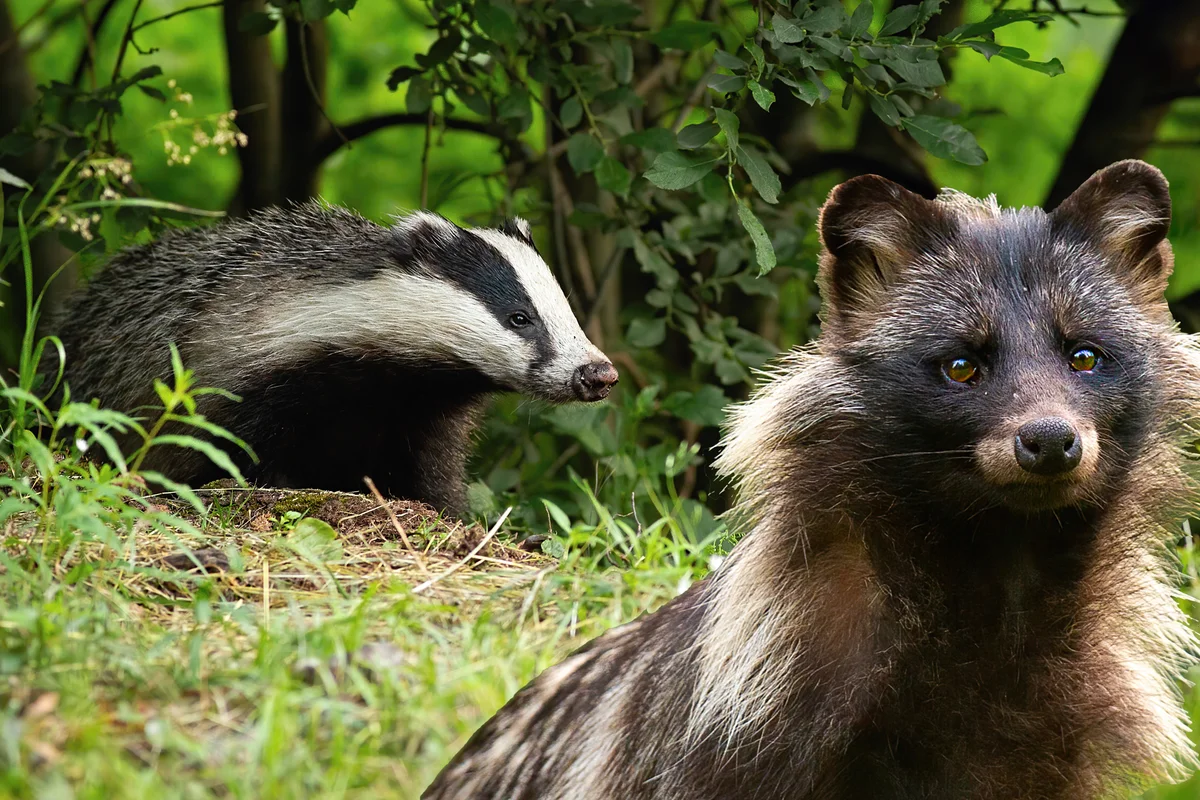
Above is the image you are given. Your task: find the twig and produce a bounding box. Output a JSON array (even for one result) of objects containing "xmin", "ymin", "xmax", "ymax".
[
  {"xmin": 311, "ymin": 113, "xmax": 496, "ymax": 165},
  {"xmin": 583, "ymin": 246, "xmax": 626, "ymax": 331},
  {"xmin": 413, "ymin": 506, "xmax": 512, "ymax": 594},
  {"xmin": 419, "ymin": 106, "xmax": 434, "ymax": 207},
  {"xmin": 110, "ymin": 0, "xmax": 146, "ymax": 82},
  {"xmin": 130, "ymin": 0, "xmax": 221, "ymax": 34},
  {"xmin": 363, "ymin": 476, "xmax": 431, "ymax": 577},
  {"xmin": 0, "ymin": 0, "xmax": 56, "ymax": 57},
  {"xmin": 297, "ymin": 20, "xmax": 346, "ymax": 150},
  {"xmin": 671, "ymin": 61, "xmax": 716, "ymax": 132}
]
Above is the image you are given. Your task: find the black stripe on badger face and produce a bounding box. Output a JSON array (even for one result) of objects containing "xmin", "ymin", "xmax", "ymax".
[{"xmin": 388, "ymin": 212, "xmax": 554, "ymax": 368}]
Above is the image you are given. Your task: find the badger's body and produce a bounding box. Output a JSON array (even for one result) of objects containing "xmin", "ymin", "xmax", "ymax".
[
  {"xmin": 425, "ymin": 161, "xmax": 1200, "ymax": 798},
  {"xmin": 51, "ymin": 205, "xmax": 616, "ymax": 513}
]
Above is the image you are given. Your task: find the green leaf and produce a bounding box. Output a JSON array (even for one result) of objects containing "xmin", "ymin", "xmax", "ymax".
[
  {"xmin": 596, "ymin": 157, "xmax": 632, "ymax": 195},
  {"xmin": 622, "ymin": 128, "xmax": 677, "ymax": 153},
  {"xmin": 476, "ymin": 1, "xmax": 518, "ymax": 46},
  {"xmin": 749, "ymin": 80, "xmax": 776, "ymax": 111},
  {"xmin": 612, "ymin": 40, "xmax": 634, "ymax": 83},
  {"xmin": 882, "ymin": 55, "xmax": 945, "ymax": 87},
  {"xmin": 772, "ymin": 12, "xmax": 805, "ymax": 44},
  {"xmin": 497, "ymin": 87, "xmax": 530, "ymax": 120},
  {"xmin": 626, "ymin": 317, "xmax": 666, "ymax": 348},
  {"xmin": 946, "ymin": 10, "xmax": 1051, "ymax": 40},
  {"xmin": 713, "ymin": 108, "xmax": 739, "ymax": 150},
  {"xmin": 737, "ymin": 202, "xmax": 776, "ymax": 274},
  {"xmin": 663, "ymin": 385, "xmax": 728, "ymax": 426},
  {"xmin": 406, "ymin": 76, "xmax": 432, "ymax": 113},
  {"xmin": 962, "ymin": 39, "xmax": 1002, "ymax": 60},
  {"xmin": 137, "ymin": 84, "xmax": 166, "ymax": 102},
  {"xmin": 735, "ymin": 145, "xmax": 780, "ymax": 204},
  {"xmin": 567, "ymin": 133, "xmax": 605, "ymax": 174},
  {"xmin": 707, "ymin": 73, "xmax": 746, "ymax": 94},
  {"xmin": 845, "ymin": 0, "xmax": 874, "ymax": 39},
  {"xmin": 560, "ymin": 96, "xmax": 583, "ymax": 128},
  {"xmin": 238, "ymin": 10, "xmax": 277, "ymax": 34},
  {"xmin": 300, "ymin": 0, "xmax": 335, "ymax": 20},
  {"xmin": 745, "ymin": 41, "xmax": 765, "ymax": 72},
  {"xmin": 652, "ymin": 20, "xmax": 720, "ymax": 50},
  {"xmin": 901, "ymin": 115, "xmax": 986, "ymax": 165},
  {"xmin": 802, "ymin": 3, "xmax": 848, "ymax": 35},
  {"xmin": 868, "ymin": 93, "xmax": 901, "ymax": 127},
  {"xmin": 715, "ymin": 357, "xmax": 749, "ymax": 384},
  {"xmin": 879, "ymin": 5, "xmax": 920, "ymax": 36},
  {"xmin": 677, "ymin": 121, "xmax": 719, "ymax": 149},
  {"xmin": 633, "ymin": 236, "xmax": 679, "ymax": 289},
  {"xmin": 995, "ymin": 50, "xmax": 1064, "ymax": 76},
  {"xmin": 384, "ymin": 66, "xmax": 419, "ymax": 92},
  {"xmin": 644, "ymin": 151, "xmax": 713, "ymax": 190},
  {"xmin": 712, "ymin": 50, "xmax": 746, "ymax": 70},
  {"xmin": 0, "ymin": 167, "xmax": 30, "ymax": 190}
]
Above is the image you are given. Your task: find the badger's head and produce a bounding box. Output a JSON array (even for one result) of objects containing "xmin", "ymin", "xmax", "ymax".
[
  {"xmin": 812, "ymin": 160, "xmax": 1178, "ymax": 514},
  {"xmin": 382, "ymin": 212, "xmax": 617, "ymax": 403}
]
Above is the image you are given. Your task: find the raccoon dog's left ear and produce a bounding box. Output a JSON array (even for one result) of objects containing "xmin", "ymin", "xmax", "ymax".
[
  {"xmin": 817, "ymin": 174, "xmax": 952, "ymax": 331},
  {"xmin": 1050, "ymin": 160, "xmax": 1173, "ymax": 301}
]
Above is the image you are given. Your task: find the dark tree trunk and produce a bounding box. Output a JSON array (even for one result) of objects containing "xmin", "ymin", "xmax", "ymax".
[
  {"xmin": 1045, "ymin": 0, "xmax": 1200, "ymax": 208},
  {"xmin": 281, "ymin": 18, "xmax": 328, "ymax": 202},
  {"xmin": 223, "ymin": 0, "xmax": 283, "ymax": 214},
  {"xmin": 0, "ymin": 0, "xmax": 76, "ymax": 374}
]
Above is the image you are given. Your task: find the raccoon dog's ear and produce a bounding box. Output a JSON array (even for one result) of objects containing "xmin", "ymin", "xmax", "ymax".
[
  {"xmin": 817, "ymin": 174, "xmax": 952, "ymax": 328},
  {"xmin": 1050, "ymin": 160, "xmax": 1173, "ymax": 301}
]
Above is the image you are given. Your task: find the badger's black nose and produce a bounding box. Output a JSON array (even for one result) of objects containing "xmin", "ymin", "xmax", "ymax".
[
  {"xmin": 1014, "ymin": 417, "xmax": 1082, "ymax": 476},
  {"xmin": 574, "ymin": 362, "xmax": 619, "ymax": 401}
]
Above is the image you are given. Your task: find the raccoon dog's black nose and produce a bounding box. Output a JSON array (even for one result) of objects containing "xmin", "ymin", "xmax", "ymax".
[
  {"xmin": 574, "ymin": 362, "xmax": 619, "ymax": 401},
  {"xmin": 1014, "ymin": 417, "xmax": 1082, "ymax": 476}
]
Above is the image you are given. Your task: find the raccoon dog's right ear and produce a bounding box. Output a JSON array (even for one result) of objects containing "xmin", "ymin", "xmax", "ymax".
[{"xmin": 817, "ymin": 174, "xmax": 952, "ymax": 329}]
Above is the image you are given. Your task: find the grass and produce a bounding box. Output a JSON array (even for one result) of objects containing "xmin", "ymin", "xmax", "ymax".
[{"xmin": 0, "ymin": 478, "xmax": 717, "ymax": 799}]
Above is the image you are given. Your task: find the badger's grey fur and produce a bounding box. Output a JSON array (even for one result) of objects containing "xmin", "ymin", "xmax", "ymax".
[
  {"xmin": 50, "ymin": 204, "xmax": 617, "ymax": 514},
  {"xmin": 424, "ymin": 161, "xmax": 1200, "ymax": 798}
]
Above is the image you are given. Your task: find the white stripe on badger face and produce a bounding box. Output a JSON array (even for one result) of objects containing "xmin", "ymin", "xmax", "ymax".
[
  {"xmin": 470, "ymin": 225, "xmax": 609, "ymax": 400},
  {"xmin": 209, "ymin": 271, "xmax": 536, "ymax": 390}
]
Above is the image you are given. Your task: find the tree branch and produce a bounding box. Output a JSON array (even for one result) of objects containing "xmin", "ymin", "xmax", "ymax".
[
  {"xmin": 781, "ymin": 150, "xmax": 939, "ymax": 198},
  {"xmin": 310, "ymin": 113, "xmax": 499, "ymax": 165}
]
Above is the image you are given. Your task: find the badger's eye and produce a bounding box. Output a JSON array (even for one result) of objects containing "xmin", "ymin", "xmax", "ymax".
[
  {"xmin": 509, "ymin": 312, "xmax": 532, "ymax": 328},
  {"xmin": 943, "ymin": 357, "xmax": 978, "ymax": 384},
  {"xmin": 1069, "ymin": 347, "xmax": 1099, "ymax": 372}
]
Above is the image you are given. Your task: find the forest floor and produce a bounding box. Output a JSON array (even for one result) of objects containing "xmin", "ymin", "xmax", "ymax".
[
  {"xmin": 0, "ymin": 484, "xmax": 706, "ymax": 799},
  {"xmin": 2, "ymin": 485, "xmax": 1200, "ymax": 799}
]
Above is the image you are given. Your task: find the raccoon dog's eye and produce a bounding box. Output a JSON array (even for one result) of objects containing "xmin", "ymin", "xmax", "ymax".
[
  {"xmin": 943, "ymin": 358, "xmax": 979, "ymax": 384},
  {"xmin": 509, "ymin": 312, "xmax": 532, "ymax": 328},
  {"xmin": 1069, "ymin": 347, "xmax": 1099, "ymax": 372}
]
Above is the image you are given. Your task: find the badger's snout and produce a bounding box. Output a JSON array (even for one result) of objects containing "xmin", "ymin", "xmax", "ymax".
[
  {"xmin": 573, "ymin": 361, "xmax": 619, "ymax": 401},
  {"xmin": 1014, "ymin": 417, "xmax": 1082, "ymax": 476}
]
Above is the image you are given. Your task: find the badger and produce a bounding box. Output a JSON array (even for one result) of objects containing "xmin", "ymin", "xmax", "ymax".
[
  {"xmin": 49, "ymin": 204, "xmax": 617, "ymax": 514},
  {"xmin": 424, "ymin": 160, "xmax": 1200, "ymax": 798}
]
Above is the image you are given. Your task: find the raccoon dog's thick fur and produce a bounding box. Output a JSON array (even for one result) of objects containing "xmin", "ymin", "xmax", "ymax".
[
  {"xmin": 50, "ymin": 206, "xmax": 616, "ymax": 514},
  {"xmin": 425, "ymin": 160, "xmax": 1200, "ymax": 799}
]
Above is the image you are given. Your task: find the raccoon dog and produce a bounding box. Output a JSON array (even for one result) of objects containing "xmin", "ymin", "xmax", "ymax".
[
  {"xmin": 425, "ymin": 160, "xmax": 1200, "ymax": 798},
  {"xmin": 50, "ymin": 206, "xmax": 617, "ymax": 515}
]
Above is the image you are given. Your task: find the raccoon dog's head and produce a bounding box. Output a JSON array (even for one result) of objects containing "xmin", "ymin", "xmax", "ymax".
[
  {"xmin": 386, "ymin": 213, "xmax": 617, "ymax": 403},
  {"xmin": 816, "ymin": 160, "xmax": 1174, "ymax": 513}
]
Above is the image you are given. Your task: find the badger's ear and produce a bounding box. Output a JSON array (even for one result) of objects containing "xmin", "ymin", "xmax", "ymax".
[
  {"xmin": 498, "ymin": 217, "xmax": 535, "ymax": 248},
  {"xmin": 817, "ymin": 175, "xmax": 951, "ymax": 328},
  {"xmin": 1050, "ymin": 160, "xmax": 1173, "ymax": 301}
]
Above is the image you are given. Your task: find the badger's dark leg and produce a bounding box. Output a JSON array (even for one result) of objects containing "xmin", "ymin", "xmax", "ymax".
[{"xmin": 212, "ymin": 354, "xmax": 495, "ymax": 513}]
